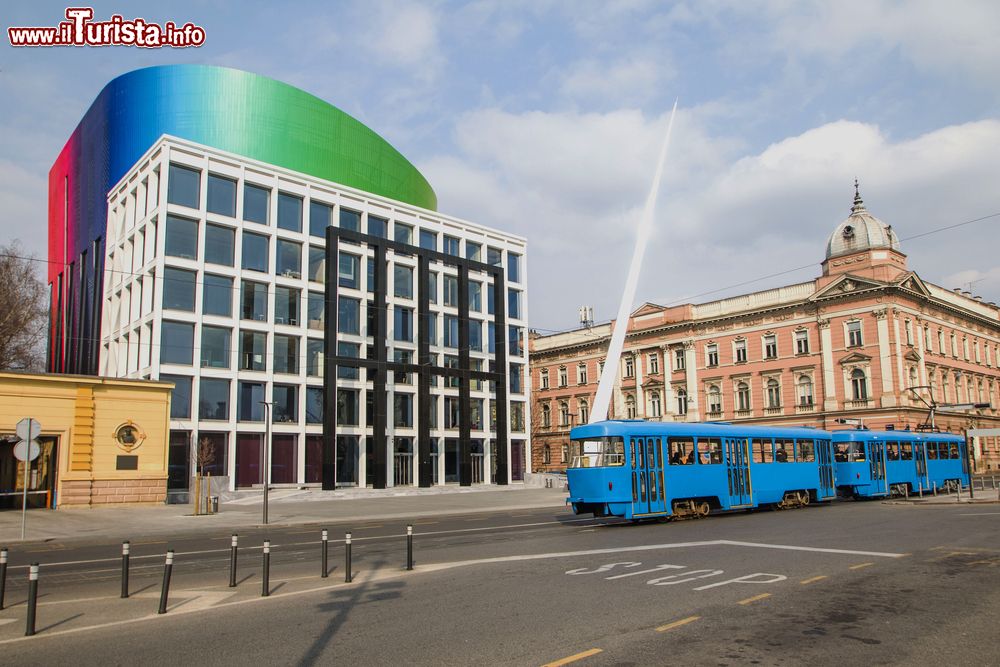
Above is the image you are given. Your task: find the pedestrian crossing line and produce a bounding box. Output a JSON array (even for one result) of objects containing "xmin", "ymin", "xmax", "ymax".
[
  {"xmin": 542, "ymin": 647, "xmax": 603, "ymax": 666},
  {"xmin": 799, "ymin": 575, "xmax": 828, "ymax": 585},
  {"xmin": 737, "ymin": 593, "xmax": 772, "ymax": 605},
  {"xmin": 849, "ymin": 562, "xmax": 874, "ymax": 570},
  {"xmin": 656, "ymin": 615, "xmax": 701, "ymax": 632}
]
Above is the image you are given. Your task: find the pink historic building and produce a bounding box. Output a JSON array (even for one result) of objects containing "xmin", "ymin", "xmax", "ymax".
[{"xmin": 530, "ymin": 188, "xmax": 1000, "ymax": 473}]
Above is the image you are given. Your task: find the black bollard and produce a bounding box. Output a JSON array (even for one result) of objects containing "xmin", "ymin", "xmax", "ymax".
[
  {"xmin": 321, "ymin": 529, "xmax": 328, "ymax": 578},
  {"xmin": 158, "ymin": 550, "xmax": 174, "ymax": 614},
  {"xmin": 345, "ymin": 532, "xmax": 352, "ymax": 583},
  {"xmin": 121, "ymin": 540, "xmax": 130, "ymax": 598},
  {"xmin": 228, "ymin": 534, "xmax": 238, "ymax": 588},
  {"xmin": 0, "ymin": 547, "xmax": 7, "ymax": 611},
  {"xmin": 262, "ymin": 540, "xmax": 270, "ymax": 597},
  {"xmin": 406, "ymin": 524, "xmax": 413, "ymax": 571},
  {"xmin": 25, "ymin": 563, "xmax": 39, "ymax": 636}
]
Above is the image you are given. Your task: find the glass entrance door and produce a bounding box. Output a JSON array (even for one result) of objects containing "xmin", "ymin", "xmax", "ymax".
[{"xmin": 631, "ymin": 437, "xmax": 666, "ymax": 515}]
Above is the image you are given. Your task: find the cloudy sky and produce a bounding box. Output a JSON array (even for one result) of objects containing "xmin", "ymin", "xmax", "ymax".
[{"xmin": 3, "ymin": 1, "xmax": 999, "ymax": 333}]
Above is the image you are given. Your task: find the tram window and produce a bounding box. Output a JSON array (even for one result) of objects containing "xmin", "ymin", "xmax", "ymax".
[
  {"xmin": 948, "ymin": 444, "xmax": 960, "ymax": 460},
  {"xmin": 775, "ymin": 438, "xmax": 793, "ymax": 463},
  {"xmin": 835, "ymin": 444, "xmax": 848, "ymax": 462},
  {"xmin": 655, "ymin": 438, "xmax": 663, "ymax": 468},
  {"xmin": 940, "ymin": 443, "xmax": 951, "ymax": 459},
  {"xmin": 630, "ymin": 439, "xmax": 636, "ymax": 469},
  {"xmin": 847, "ymin": 442, "xmax": 866, "ymax": 462},
  {"xmin": 646, "ymin": 439, "xmax": 656, "ymax": 469},
  {"xmin": 753, "ymin": 439, "xmax": 773, "ymax": 463},
  {"xmin": 668, "ymin": 437, "xmax": 694, "ymax": 465},
  {"xmin": 926, "ymin": 443, "xmax": 938, "ymax": 460},
  {"xmin": 887, "ymin": 442, "xmax": 900, "ymax": 460},
  {"xmin": 697, "ymin": 438, "xmax": 722, "ymax": 464},
  {"xmin": 798, "ymin": 439, "xmax": 815, "ymax": 462},
  {"xmin": 636, "ymin": 439, "xmax": 645, "ymax": 467},
  {"xmin": 900, "ymin": 443, "xmax": 913, "ymax": 460}
]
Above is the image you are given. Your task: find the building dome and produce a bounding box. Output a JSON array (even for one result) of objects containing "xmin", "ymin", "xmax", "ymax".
[{"xmin": 825, "ymin": 182, "xmax": 900, "ymax": 260}]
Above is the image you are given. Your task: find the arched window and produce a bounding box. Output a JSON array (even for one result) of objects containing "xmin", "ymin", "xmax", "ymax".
[
  {"xmin": 559, "ymin": 401, "xmax": 570, "ymax": 426},
  {"xmin": 625, "ymin": 394, "xmax": 636, "ymax": 419},
  {"xmin": 851, "ymin": 369, "xmax": 868, "ymax": 401},
  {"xmin": 558, "ymin": 366, "xmax": 568, "ymax": 387},
  {"xmin": 541, "ymin": 403, "xmax": 551, "ymax": 428},
  {"xmin": 796, "ymin": 375, "xmax": 813, "ymax": 406},
  {"xmin": 578, "ymin": 399, "xmax": 590, "ymax": 424},
  {"xmin": 736, "ymin": 382, "xmax": 750, "ymax": 411},
  {"xmin": 707, "ymin": 385, "xmax": 721, "ymax": 414},
  {"xmin": 676, "ymin": 388, "xmax": 688, "ymax": 415},
  {"xmin": 649, "ymin": 392, "xmax": 661, "ymax": 417},
  {"xmin": 543, "ymin": 444, "xmax": 551, "ymax": 464},
  {"xmin": 766, "ymin": 378, "xmax": 781, "ymax": 408},
  {"xmin": 908, "ymin": 366, "xmax": 918, "ymax": 390}
]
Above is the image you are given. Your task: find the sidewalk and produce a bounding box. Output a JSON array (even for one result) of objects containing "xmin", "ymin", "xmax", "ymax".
[
  {"xmin": 888, "ymin": 484, "xmax": 1000, "ymax": 505},
  {"xmin": 0, "ymin": 485, "xmax": 569, "ymax": 545}
]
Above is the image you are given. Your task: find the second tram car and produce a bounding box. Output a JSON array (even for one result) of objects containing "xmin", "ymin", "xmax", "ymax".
[
  {"xmin": 832, "ymin": 430, "xmax": 969, "ymax": 498},
  {"xmin": 566, "ymin": 420, "xmax": 836, "ymax": 520}
]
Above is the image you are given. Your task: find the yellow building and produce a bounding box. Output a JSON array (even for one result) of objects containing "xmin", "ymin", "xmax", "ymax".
[{"xmin": 0, "ymin": 372, "xmax": 172, "ymax": 508}]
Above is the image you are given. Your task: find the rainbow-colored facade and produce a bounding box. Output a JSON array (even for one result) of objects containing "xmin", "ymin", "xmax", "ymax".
[{"xmin": 47, "ymin": 64, "xmax": 436, "ymax": 374}]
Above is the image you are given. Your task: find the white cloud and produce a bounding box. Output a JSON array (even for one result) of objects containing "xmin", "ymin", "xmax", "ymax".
[
  {"xmin": 423, "ymin": 110, "xmax": 1000, "ymax": 331},
  {"xmin": 559, "ymin": 57, "xmax": 672, "ymax": 106},
  {"xmin": 361, "ymin": 1, "xmax": 443, "ymax": 79}
]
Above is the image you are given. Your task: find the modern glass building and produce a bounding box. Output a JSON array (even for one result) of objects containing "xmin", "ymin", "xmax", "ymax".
[{"xmin": 49, "ymin": 66, "xmax": 529, "ymax": 493}]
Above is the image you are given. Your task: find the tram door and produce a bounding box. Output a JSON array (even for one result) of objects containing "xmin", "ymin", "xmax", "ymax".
[
  {"xmin": 914, "ymin": 442, "xmax": 928, "ymax": 486},
  {"xmin": 631, "ymin": 437, "xmax": 666, "ymax": 516},
  {"xmin": 868, "ymin": 441, "xmax": 888, "ymax": 495},
  {"xmin": 724, "ymin": 438, "xmax": 752, "ymax": 507},
  {"xmin": 817, "ymin": 440, "xmax": 836, "ymax": 499}
]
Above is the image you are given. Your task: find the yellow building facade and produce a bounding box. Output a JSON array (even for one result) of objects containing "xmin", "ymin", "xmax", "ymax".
[{"xmin": 0, "ymin": 372, "xmax": 172, "ymax": 508}]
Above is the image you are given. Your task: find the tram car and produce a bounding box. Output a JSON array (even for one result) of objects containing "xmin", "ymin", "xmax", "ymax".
[
  {"xmin": 566, "ymin": 420, "xmax": 836, "ymax": 521},
  {"xmin": 831, "ymin": 429, "xmax": 969, "ymax": 498}
]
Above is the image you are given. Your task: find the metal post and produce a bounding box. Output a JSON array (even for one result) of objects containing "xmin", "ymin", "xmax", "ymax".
[
  {"xmin": 345, "ymin": 532, "xmax": 352, "ymax": 583},
  {"xmin": 158, "ymin": 550, "xmax": 174, "ymax": 614},
  {"xmin": 956, "ymin": 485, "xmax": 961, "ymax": 503},
  {"xmin": 406, "ymin": 524, "xmax": 413, "ymax": 571},
  {"xmin": 121, "ymin": 541, "xmax": 130, "ymax": 598},
  {"xmin": 229, "ymin": 534, "xmax": 238, "ymax": 588},
  {"xmin": 321, "ymin": 529, "xmax": 328, "ymax": 578},
  {"xmin": 260, "ymin": 402, "xmax": 271, "ymax": 525},
  {"xmin": 0, "ymin": 547, "xmax": 7, "ymax": 611},
  {"xmin": 25, "ymin": 563, "xmax": 38, "ymax": 636},
  {"xmin": 262, "ymin": 540, "xmax": 270, "ymax": 597},
  {"xmin": 917, "ymin": 480, "xmax": 923, "ymax": 497},
  {"xmin": 969, "ymin": 476, "xmax": 975, "ymax": 500},
  {"xmin": 992, "ymin": 475, "xmax": 996, "ymax": 489},
  {"xmin": 932, "ymin": 481, "xmax": 937, "ymax": 496}
]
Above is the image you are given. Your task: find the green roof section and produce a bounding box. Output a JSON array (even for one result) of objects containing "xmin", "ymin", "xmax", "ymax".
[{"xmin": 127, "ymin": 65, "xmax": 437, "ymax": 210}]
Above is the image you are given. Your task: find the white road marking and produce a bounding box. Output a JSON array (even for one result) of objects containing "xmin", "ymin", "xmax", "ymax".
[{"xmin": 958, "ymin": 512, "xmax": 1000, "ymax": 516}]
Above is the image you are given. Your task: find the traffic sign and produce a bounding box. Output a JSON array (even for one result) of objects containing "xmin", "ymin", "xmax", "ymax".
[
  {"xmin": 14, "ymin": 439, "xmax": 41, "ymax": 462},
  {"xmin": 16, "ymin": 418, "xmax": 41, "ymax": 442}
]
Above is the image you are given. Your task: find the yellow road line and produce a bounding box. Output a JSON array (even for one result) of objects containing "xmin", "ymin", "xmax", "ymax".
[
  {"xmin": 799, "ymin": 575, "xmax": 828, "ymax": 585},
  {"xmin": 542, "ymin": 648, "xmax": 603, "ymax": 667},
  {"xmin": 656, "ymin": 615, "xmax": 701, "ymax": 632},
  {"xmin": 737, "ymin": 593, "xmax": 772, "ymax": 605},
  {"xmin": 849, "ymin": 562, "xmax": 874, "ymax": 570}
]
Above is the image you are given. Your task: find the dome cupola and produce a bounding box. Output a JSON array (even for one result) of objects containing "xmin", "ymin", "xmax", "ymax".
[{"xmin": 825, "ymin": 180, "xmax": 900, "ymax": 260}]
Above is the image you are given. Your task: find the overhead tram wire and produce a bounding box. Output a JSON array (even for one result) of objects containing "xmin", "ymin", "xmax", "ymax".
[
  {"xmin": 7, "ymin": 208, "xmax": 1000, "ymax": 342},
  {"xmin": 527, "ymin": 209, "xmax": 1000, "ymax": 337}
]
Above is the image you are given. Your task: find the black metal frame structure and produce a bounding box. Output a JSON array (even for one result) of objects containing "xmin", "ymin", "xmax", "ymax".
[{"xmin": 323, "ymin": 227, "xmax": 509, "ymax": 489}]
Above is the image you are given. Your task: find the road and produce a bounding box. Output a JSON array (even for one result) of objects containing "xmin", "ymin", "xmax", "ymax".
[{"xmin": 0, "ymin": 500, "xmax": 998, "ymax": 665}]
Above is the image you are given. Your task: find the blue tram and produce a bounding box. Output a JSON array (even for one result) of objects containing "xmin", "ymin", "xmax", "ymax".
[
  {"xmin": 566, "ymin": 420, "xmax": 836, "ymax": 520},
  {"xmin": 832, "ymin": 430, "xmax": 969, "ymax": 498}
]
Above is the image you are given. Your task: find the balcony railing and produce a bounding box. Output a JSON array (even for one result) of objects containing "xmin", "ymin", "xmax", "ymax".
[
  {"xmin": 796, "ymin": 402, "xmax": 815, "ymax": 412},
  {"xmin": 764, "ymin": 406, "xmax": 782, "ymax": 415},
  {"xmin": 846, "ymin": 399, "xmax": 871, "ymax": 409},
  {"xmin": 734, "ymin": 409, "xmax": 752, "ymax": 418}
]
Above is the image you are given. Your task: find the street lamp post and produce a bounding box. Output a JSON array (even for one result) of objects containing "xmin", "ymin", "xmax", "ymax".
[{"xmin": 259, "ymin": 401, "xmax": 272, "ymax": 525}]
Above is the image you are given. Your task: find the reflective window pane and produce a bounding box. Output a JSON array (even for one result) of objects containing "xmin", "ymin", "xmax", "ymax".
[
  {"xmin": 165, "ymin": 215, "xmax": 198, "ymax": 260},
  {"xmin": 338, "ymin": 297, "xmax": 360, "ymax": 335},
  {"xmin": 200, "ymin": 325, "xmax": 231, "ymax": 369},
  {"xmin": 205, "ymin": 223, "xmax": 235, "ymax": 266},
  {"xmin": 160, "ymin": 321, "xmax": 194, "ymax": 365},
  {"xmin": 163, "ymin": 267, "xmax": 196, "ymax": 311},
  {"xmin": 168, "ymin": 164, "xmax": 200, "ymax": 209},
  {"xmin": 243, "ymin": 183, "xmax": 270, "ymax": 225},
  {"xmin": 199, "ymin": 378, "xmax": 230, "ymax": 420},
  {"xmin": 394, "ymin": 265, "xmax": 413, "ymax": 299},
  {"xmin": 466, "ymin": 241, "xmax": 482, "ymax": 262},
  {"xmin": 368, "ymin": 215, "xmax": 387, "ymax": 238},
  {"xmin": 277, "ymin": 192, "xmax": 302, "ymax": 232},
  {"xmin": 275, "ymin": 286, "xmax": 300, "ymax": 326},
  {"xmin": 419, "ymin": 229, "xmax": 437, "ymax": 251},
  {"xmin": 307, "ymin": 339, "xmax": 324, "ymax": 377},
  {"xmin": 203, "ymin": 274, "xmax": 233, "ymax": 317},
  {"xmin": 339, "ymin": 253, "xmax": 359, "ymax": 289},
  {"xmin": 273, "ymin": 384, "xmax": 298, "ymax": 423},
  {"xmin": 237, "ymin": 381, "xmax": 265, "ymax": 422},
  {"xmin": 276, "ymin": 239, "xmax": 302, "ymax": 278},
  {"xmin": 306, "ymin": 387, "xmax": 323, "ymax": 424},
  {"xmin": 444, "ymin": 235, "xmax": 460, "ymax": 256},
  {"xmin": 308, "ymin": 292, "xmax": 324, "ymax": 331},
  {"xmin": 239, "ymin": 330, "xmax": 267, "ymax": 371},
  {"xmin": 241, "ymin": 280, "xmax": 268, "ymax": 321},
  {"xmin": 309, "ymin": 246, "xmax": 325, "ymax": 283},
  {"xmin": 242, "ymin": 232, "xmax": 269, "ymax": 272},
  {"xmin": 394, "ymin": 223, "xmax": 413, "ymax": 245},
  {"xmin": 339, "ymin": 208, "xmax": 361, "ymax": 232},
  {"xmin": 309, "ymin": 200, "xmax": 332, "ymax": 238},
  {"xmin": 273, "ymin": 335, "xmax": 299, "ymax": 374},
  {"xmin": 161, "ymin": 374, "xmax": 192, "ymax": 419},
  {"xmin": 207, "ymin": 174, "xmax": 236, "ymax": 217}
]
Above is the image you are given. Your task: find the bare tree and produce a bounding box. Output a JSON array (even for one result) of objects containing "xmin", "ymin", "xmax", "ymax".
[{"xmin": 0, "ymin": 241, "xmax": 46, "ymax": 372}]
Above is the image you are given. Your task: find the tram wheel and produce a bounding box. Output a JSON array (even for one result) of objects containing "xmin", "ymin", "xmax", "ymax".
[
  {"xmin": 800, "ymin": 492, "xmax": 810, "ymax": 506},
  {"xmin": 697, "ymin": 502, "xmax": 710, "ymax": 517}
]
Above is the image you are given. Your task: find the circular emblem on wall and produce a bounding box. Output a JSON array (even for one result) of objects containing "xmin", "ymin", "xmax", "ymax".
[{"xmin": 113, "ymin": 420, "xmax": 147, "ymax": 453}]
